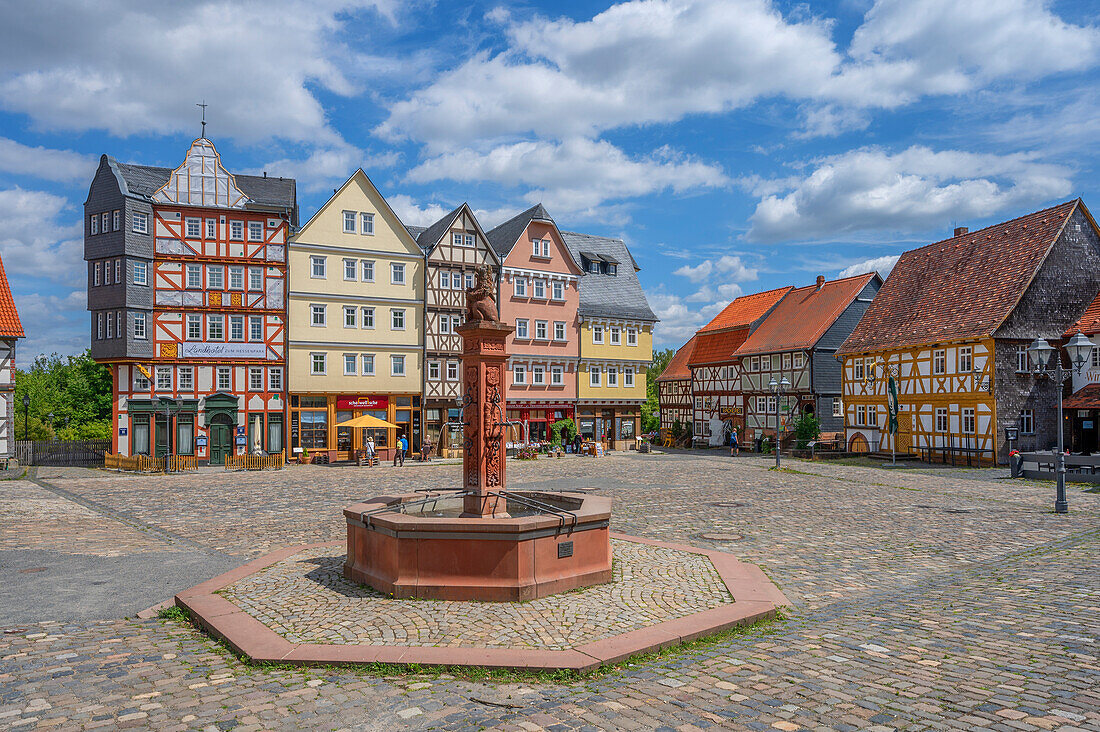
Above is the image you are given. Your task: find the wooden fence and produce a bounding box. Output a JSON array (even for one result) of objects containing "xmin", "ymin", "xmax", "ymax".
[
  {"xmin": 104, "ymin": 453, "xmax": 162, "ymax": 473},
  {"xmin": 226, "ymin": 453, "xmax": 284, "ymax": 471},
  {"xmin": 15, "ymin": 440, "xmax": 111, "ymax": 467},
  {"xmin": 1011, "ymin": 451, "xmax": 1100, "ymax": 484},
  {"xmin": 168, "ymin": 455, "xmax": 200, "ymax": 472}
]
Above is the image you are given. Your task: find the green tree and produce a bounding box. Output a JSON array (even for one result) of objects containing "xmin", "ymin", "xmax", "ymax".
[
  {"xmin": 791, "ymin": 412, "xmax": 822, "ymax": 449},
  {"xmin": 642, "ymin": 348, "xmax": 675, "ymax": 433},
  {"xmin": 14, "ymin": 350, "xmax": 112, "ymax": 440}
]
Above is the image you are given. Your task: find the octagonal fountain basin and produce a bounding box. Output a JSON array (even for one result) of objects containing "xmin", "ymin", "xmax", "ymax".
[{"xmin": 343, "ymin": 490, "xmax": 612, "ymax": 602}]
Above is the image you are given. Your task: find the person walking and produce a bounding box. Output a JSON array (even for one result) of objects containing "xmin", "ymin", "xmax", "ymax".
[
  {"xmin": 394, "ymin": 433, "xmax": 407, "ymax": 467},
  {"xmin": 365, "ymin": 435, "xmax": 376, "ymax": 466},
  {"xmin": 573, "ymin": 433, "xmax": 582, "ymax": 455},
  {"xmin": 729, "ymin": 427, "xmax": 739, "ymax": 457}
]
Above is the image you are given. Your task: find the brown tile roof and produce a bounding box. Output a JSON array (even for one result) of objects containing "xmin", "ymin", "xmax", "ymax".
[
  {"xmin": 1065, "ymin": 290, "xmax": 1100, "ymax": 337},
  {"xmin": 0, "ymin": 255, "xmax": 24, "ymax": 338},
  {"xmin": 657, "ymin": 335, "xmax": 697, "ymax": 382},
  {"xmin": 838, "ymin": 200, "xmax": 1083, "ymax": 355},
  {"xmin": 735, "ymin": 273, "xmax": 878, "ymax": 357},
  {"xmin": 688, "ymin": 327, "xmax": 751, "ymax": 367},
  {"xmin": 1064, "ymin": 383, "xmax": 1100, "ymax": 409},
  {"xmin": 698, "ymin": 286, "xmax": 792, "ymax": 333}
]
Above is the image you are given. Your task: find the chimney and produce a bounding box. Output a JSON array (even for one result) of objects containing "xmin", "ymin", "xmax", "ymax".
[
  {"xmin": 815, "ymin": 275, "xmax": 825, "ymax": 291},
  {"xmin": 954, "ymin": 226, "xmax": 968, "ymax": 237}
]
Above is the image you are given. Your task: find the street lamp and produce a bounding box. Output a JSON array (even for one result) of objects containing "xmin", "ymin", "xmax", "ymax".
[
  {"xmin": 21, "ymin": 393, "xmax": 29, "ymax": 441},
  {"xmin": 768, "ymin": 376, "xmax": 791, "ymax": 469},
  {"xmin": 1027, "ymin": 331, "xmax": 1095, "ymax": 513},
  {"xmin": 47, "ymin": 412, "xmax": 54, "ymax": 441},
  {"xmin": 158, "ymin": 397, "xmax": 179, "ymax": 473}
]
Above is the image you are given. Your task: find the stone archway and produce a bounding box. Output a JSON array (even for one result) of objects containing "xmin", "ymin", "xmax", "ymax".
[{"xmin": 848, "ymin": 432, "xmax": 870, "ymax": 453}]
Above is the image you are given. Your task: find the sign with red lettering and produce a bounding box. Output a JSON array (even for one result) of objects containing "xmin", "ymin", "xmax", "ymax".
[{"xmin": 336, "ymin": 396, "xmax": 389, "ymax": 410}]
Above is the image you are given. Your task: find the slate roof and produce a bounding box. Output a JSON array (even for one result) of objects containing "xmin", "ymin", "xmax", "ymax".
[
  {"xmin": 110, "ymin": 158, "xmax": 297, "ymax": 210},
  {"xmin": 1064, "ymin": 290, "xmax": 1100, "ymax": 337},
  {"xmin": 0, "ymin": 255, "xmax": 24, "ymax": 338},
  {"xmin": 412, "ymin": 205, "xmax": 463, "ymax": 254},
  {"xmin": 838, "ymin": 200, "xmax": 1083, "ymax": 355},
  {"xmin": 657, "ymin": 335, "xmax": 696, "ymax": 382},
  {"xmin": 698, "ymin": 286, "xmax": 791, "ymax": 333},
  {"xmin": 735, "ymin": 273, "xmax": 879, "ymax": 357},
  {"xmin": 405, "ymin": 225, "xmax": 427, "ymax": 239},
  {"xmin": 561, "ymin": 232, "xmax": 657, "ymax": 322},
  {"xmin": 486, "ymin": 203, "xmax": 555, "ymax": 259}
]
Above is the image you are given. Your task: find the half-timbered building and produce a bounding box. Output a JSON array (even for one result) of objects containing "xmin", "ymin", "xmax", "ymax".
[
  {"xmin": 838, "ymin": 200, "xmax": 1100, "ymax": 463},
  {"xmin": 688, "ymin": 287, "xmax": 791, "ymax": 444},
  {"xmin": 487, "ymin": 204, "xmax": 585, "ymax": 443},
  {"xmin": 286, "ymin": 170, "xmax": 424, "ymax": 461},
  {"xmin": 412, "ymin": 204, "xmax": 500, "ymax": 455},
  {"xmin": 0, "ymin": 255, "xmax": 24, "ymax": 459},
  {"xmin": 1063, "ymin": 291, "xmax": 1100, "ymax": 453},
  {"xmin": 656, "ymin": 335, "xmax": 695, "ymax": 434},
  {"xmin": 84, "ymin": 138, "xmax": 297, "ymax": 463},
  {"xmin": 563, "ymin": 232, "xmax": 657, "ymax": 449},
  {"xmin": 737, "ymin": 273, "xmax": 880, "ymax": 441}
]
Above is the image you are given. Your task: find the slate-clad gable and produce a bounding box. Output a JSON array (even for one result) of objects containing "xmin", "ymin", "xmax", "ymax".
[
  {"xmin": 486, "ymin": 203, "xmax": 556, "ymax": 259},
  {"xmin": 560, "ymin": 232, "xmax": 657, "ymax": 322}
]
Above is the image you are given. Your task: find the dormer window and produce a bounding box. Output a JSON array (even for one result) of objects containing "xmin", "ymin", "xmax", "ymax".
[
  {"xmin": 588, "ymin": 260, "xmax": 599, "ymax": 274},
  {"xmin": 608, "ymin": 264, "xmax": 617, "ymax": 275}
]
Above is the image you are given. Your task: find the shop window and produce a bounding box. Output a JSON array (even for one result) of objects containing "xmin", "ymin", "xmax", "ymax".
[
  {"xmin": 131, "ymin": 415, "xmax": 150, "ymax": 455},
  {"xmin": 177, "ymin": 416, "xmax": 194, "ymax": 455},
  {"xmin": 267, "ymin": 415, "xmax": 283, "ymax": 454},
  {"xmin": 300, "ymin": 411, "xmax": 328, "ymax": 449}
]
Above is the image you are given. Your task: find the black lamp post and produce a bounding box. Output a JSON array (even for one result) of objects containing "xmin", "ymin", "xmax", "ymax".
[
  {"xmin": 47, "ymin": 412, "xmax": 54, "ymax": 441},
  {"xmin": 21, "ymin": 393, "xmax": 29, "ymax": 440},
  {"xmin": 768, "ymin": 376, "xmax": 790, "ymax": 469},
  {"xmin": 158, "ymin": 397, "xmax": 178, "ymax": 473},
  {"xmin": 1027, "ymin": 331, "xmax": 1095, "ymax": 514}
]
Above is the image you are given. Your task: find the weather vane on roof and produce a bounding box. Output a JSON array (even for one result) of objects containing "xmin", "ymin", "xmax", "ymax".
[{"xmin": 197, "ymin": 100, "xmax": 208, "ymax": 138}]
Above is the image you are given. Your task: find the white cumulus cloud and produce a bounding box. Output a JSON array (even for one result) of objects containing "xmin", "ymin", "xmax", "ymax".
[{"xmin": 838, "ymin": 255, "xmax": 901, "ymax": 280}]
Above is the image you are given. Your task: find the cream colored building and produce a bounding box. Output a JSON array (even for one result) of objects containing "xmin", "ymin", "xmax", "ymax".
[{"xmin": 287, "ymin": 170, "xmax": 424, "ymax": 459}]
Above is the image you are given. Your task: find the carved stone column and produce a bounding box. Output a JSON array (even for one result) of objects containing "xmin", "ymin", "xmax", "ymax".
[{"xmin": 455, "ymin": 320, "xmax": 514, "ymax": 518}]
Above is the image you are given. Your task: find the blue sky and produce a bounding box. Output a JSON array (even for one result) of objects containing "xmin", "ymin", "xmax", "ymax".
[{"xmin": 1, "ymin": 0, "xmax": 1097, "ymax": 359}]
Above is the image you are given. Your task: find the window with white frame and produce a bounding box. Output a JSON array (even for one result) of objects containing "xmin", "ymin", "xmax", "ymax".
[
  {"xmin": 588, "ymin": 260, "xmax": 599, "ymax": 274},
  {"xmin": 515, "ymin": 319, "xmax": 529, "ymax": 339},
  {"xmin": 268, "ymin": 367, "xmax": 283, "ymax": 391},
  {"xmin": 178, "ymin": 366, "xmax": 194, "ymax": 391},
  {"xmin": 361, "ymin": 260, "xmax": 374, "ymax": 282},
  {"xmin": 133, "ymin": 370, "xmax": 149, "ymax": 391},
  {"xmin": 310, "ymin": 353, "xmax": 326, "ymax": 375},
  {"xmin": 447, "ymin": 361, "xmax": 459, "ymax": 380},
  {"xmin": 533, "ymin": 279, "xmax": 545, "ymax": 299},
  {"xmin": 592, "ymin": 324, "xmax": 604, "ymax": 344},
  {"xmin": 343, "ymin": 306, "xmax": 356, "ymax": 328},
  {"xmin": 832, "ymin": 397, "xmax": 842, "ymax": 417},
  {"xmin": 186, "ymin": 315, "xmax": 202, "ymax": 340},
  {"xmin": 551, "ymin": 365, "xmax": 563, "ymax": 385},
  {"xmin": 607, "ymin": 367, "xmax": 618, "ymax": 387},
  {"xmin": 552, "ymin": 280, "xmax": 564, "ymax": 300},
  {"xmin": 532, "ymin": 239, "xmax": 550, "ymax": 258},
  {"xmin": 624, "ymin": 367, "xmax": 634, "ymax": 388},
  {"xmin": 216, "ymin": 367, "xmax": 231, "ymax": 390},
  {"xmin": 90, "ymin": 214, "xmax": 98, "ymax": 235},
  {"xmin": 102, "ymin": 213, "xmax": 109, "ymax": 233},
  {"xmin": 465, "ymin": 272, "xmax": 473, "ymax": 289},
  {"xmin": 156, "ymin": 366, "xmax": 172, "ymax": 390},
  {"xmin": 1016, "ymin": 345, "xmax": 1029, "ymax": 372},
  {"xmin": 391, "ymin": 308, "xmax": 405, "ymax": 330},
  {"xmin": 344, "ymin": 259, "xmax": 356, "ymax": 280},
  {"xmin": 185, "ymin": 217, "xmax": 200, "ymax": 238},
  {"xmin": 933, "ymin": 349, "xmax": 946, "ymax": 375},
  {"xmin": 793, "ymin": 352, "xmax": 803, "ymax": 369},
  {"xmin": 454, "ymin": 273, "xmax": 465, "ymax": 290},
  {"xmin": 343, "ymin": 354, "xmax": 357, "ymax": 375},
  {"xmin": 1093, "ymin": 344, "xmax": 1100, "ymax": 369},
  {"xmin": 114, "ymin": 259, "xmax": 121, "ymax": 283},
  {"xmin": 116, "ymin": 312, "xmax": 121, "ymax": 339},
  {"xmin": 360, "ymin": 212, "xmax": 374, "ymax": 235},
  {"xmin": 452, "ymin": 233, "xmax": 463, "ymax": 246},
  {"xmin": 112, "ymin": 210, "xmax": 120, "ymax": 231},
  {"xmin": 133, "ymin": 261, "xmax": 147, "ymax": 286},
  {"xmin": 132, "ymin": 212, "xmax": 148, "ymax": 234},
  {"xmin": 93, "ymin": 262, "xmax": 101, "ymax": 286},
  {"xmin": 959, "ymin": 346, "xmax": 973, "ymax": 373},
  {"xmin": 106, "ymin": 313, "xmax": 113, "ymax": 339},
  {"xmin": 391, "ymin": 355, "xmax": 405, "ymax": 376},
  {"xmin": 439, "ymin": 315, "xmax": 451, "ymax": 334},
  {"xmin": 514, "ymin": 277, "xmax": 527, "ymax": 297},
  {"xmin": 853, "ymin": 358, "xmax": 864, "ymax": 380},
  {"xmin": 229, "ymin": 316, "xmax": 244, "ymax": 341},
  {"xmin": 962, "ymin": 408, "xmax": 975, "ymax": 433},
  {"xmin": 626, "ymin": 328, "xmax": 637, "ymax": 346},
  {"xmin": 249, "ymin": 367, "xmax": 264, "ymax": 391},
  {"xmin": 590, "ymin": 365, "xmax": 601, "ymax": 387},
  {"xmin": 513, "ymin": 365, "xmax": 526, "ymax": 384},
  {"xmin": 464, "ymin": 234, "xmax": 474, "ymax": 247},
  {"xmin": 229, "ymin": 220, "xmax": 244, "ymax": 240},
  {"xmin": 361, "ymin": 307, "xmax": 374, "ymax": 328},
  {"xmin": 535, "ymin": 320, "xmax": 548, "ymax": 340},
  {"xmin": 782, "ymin": 353, "xmax": 792, "ymax": 369},
  {"xmin": 1020, "ymin": 409, "xmax": 1034, "ymax": 434},
  {"xmin": 184, "ymin": 264, "xmax": 201, "ymax": 289},
  {"xmin": 554, "ymin": 321, "xmax": 566, "ymax": 341},
  {"xmin": 250, "ymin": 316, "xmax": 263, "ymax": 342},
  {"xmin": 249, "ymin": 267, "xmax": 262, "ymax": 291},
  {"xmin": 439, "ymin": 271, "xmax": 450, "ymax": 289},
  {"xmin": 391, "ymin": 262, "xmax": 405, "ymax": 285},
  {"xmin": 208, "ymin": 265, "xmax": 225, "ymax": 290},
  {"xmin": 310, "ymin": 304, "xmax": 326, "ymax": 326},
  {"xmin": 248, "ymin": 221, "xmax": 263, "ymax": 242},
  {"xmin": 343, "ymin": 211, "xmax": 356, "ymax": 233},
  {"xmin": 935, "ymin": 407, "xmax": 949, "ymax": 432},
  {"xmin": 856, "ymin": 404, "xmax": 866, "ymax": 425},
  {"xmin": 532, "ymin": 365, "xmax": 545, "ymax": 385},
  {"xmin": 310, "ymin": 256, "xmax": 326, "ymax": 278},
  {"xmin": 206, "ymin": 218, "xmax": 216, "ymax": 239},
  {"xmin": 207, "ymin": 314, "xmax": 223, "ymax": 341},
  {"xmin": 428, "ymin": 361, "xmax": 440, "ymax": 380},
  {"xmin": 867, "ymin": 405, "xmax": 877, "ymax": 427},
  {"xmin": 134, "ymin": 312, "xmax": 147, "ymax": 339},
  {"xmin": 361, "ymin": 354, "xmax": 375, "ymax": 375},
  {"xmin": 229, "ymin": 266, "xmax": 244, "ymax": 290},
  {"xmin": 610, "ymin": 326, "xmax": 621, "ymax": 345},
  {"xmin": 750, "ymin": 356, "xmax": 760, "ymax": 372},
  {"xmin": 451, "ymin": 315, "xmax": 461, "ymax": 332}
]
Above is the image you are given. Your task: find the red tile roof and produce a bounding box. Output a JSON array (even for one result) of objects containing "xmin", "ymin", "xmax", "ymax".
[
  {"xmin": 698, "ymin": 286, "xmax": 792, "ymax": 333},
  {"xmin": 838, "ymin": 200, "xmax": 1084, "ymax": 355},
  {"xmin": 0, "ymin": 255, "xmax": 24, "ymax": 338},
  {"xmin": 735, "ymin": 273, "xmax": 878, "ymax": 357},
  {"xmin": 688, "ymin": 326, "xmax": 751, "ymax": 367},
  {"xmin": 1064, "ymin": 383, "xmax": 1100, "ymax": 409},
  {"xmin": 657, "ymin": 335, "xmax": 696, "ymax": 382},
  {"xmin": 1065, "ymin": 290, "xmax": 1100, "ymax": 337}
]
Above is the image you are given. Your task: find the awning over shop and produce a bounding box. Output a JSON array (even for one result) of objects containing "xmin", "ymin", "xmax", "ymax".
[
  {"xmin": 335, "ymin": 414, "xmax": 400, "ymax": 429},
  {"xmin": 1063, "ymin": 383, "xmax": 1100, "ymax": 409}
]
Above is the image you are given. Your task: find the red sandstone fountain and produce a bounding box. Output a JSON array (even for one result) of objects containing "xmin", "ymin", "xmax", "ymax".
[{"xmin": 343, "ymin": 267, "xmax": 612, "ymax": 601}]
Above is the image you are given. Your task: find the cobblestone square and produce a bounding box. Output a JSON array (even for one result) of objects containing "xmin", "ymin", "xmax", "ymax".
[{"xmin": 2, "ymin": 451, "xmax": 1098, "ymax": 730}]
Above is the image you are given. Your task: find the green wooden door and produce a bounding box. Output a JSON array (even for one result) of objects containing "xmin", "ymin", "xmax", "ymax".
[{"xmin": 209, "ymin": 416, "xmax": 233, "ymax": 466}]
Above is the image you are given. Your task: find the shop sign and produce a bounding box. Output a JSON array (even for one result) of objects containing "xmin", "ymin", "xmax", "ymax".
[
  {"xmin": 196, "ymin": 436, "xmax": 208, "ymax": 446},
  {"xmin": 178, "ymin": 342, "xmax": 267, "ymax": 359},
  {"xmin": 719, "ymin": 406, "xmax": 743, "ymax": 418},
  {"xmin": 337, "ymin": 395, "xmax": 389, "ymax": 410}
]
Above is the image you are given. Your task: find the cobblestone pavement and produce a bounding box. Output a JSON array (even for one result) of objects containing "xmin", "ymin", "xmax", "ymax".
[
  {"xmin": 219, "ymin": 540, "xmax": 732, "ymax": 649},
  {"xmin": 1, "ymin": 452, "xmax": 1098, "ymax": 730}
]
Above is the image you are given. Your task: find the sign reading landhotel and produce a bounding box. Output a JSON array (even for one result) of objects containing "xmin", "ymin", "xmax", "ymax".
[{"xmin": 178, "ymin": 342, "xmax": 268, "ymax": 359}]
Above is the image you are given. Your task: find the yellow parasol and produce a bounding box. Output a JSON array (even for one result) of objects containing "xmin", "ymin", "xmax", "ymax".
[{"xmin": 335, "ymin": 414, "xmax": 400, "ymax": 429}]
